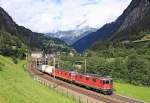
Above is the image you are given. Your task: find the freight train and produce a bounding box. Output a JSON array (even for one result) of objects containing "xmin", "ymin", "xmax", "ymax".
[{"xmin": 36, "ymin": 65, "xmax": 113, "ymax": 95}]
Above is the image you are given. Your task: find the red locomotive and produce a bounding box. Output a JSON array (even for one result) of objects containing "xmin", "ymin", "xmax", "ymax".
[
  {"xmin": 37, "ymin": 65, "xmax": 113, "ymax": 95},
  {"xmin": 52, "ymin": 69, "xmax": 113, "ymax": 95}
]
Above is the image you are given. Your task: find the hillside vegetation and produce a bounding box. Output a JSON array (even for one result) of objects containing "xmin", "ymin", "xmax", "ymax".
[
  {"xmin": 61, "ymin": 41, "xmax": 150, "ymax": 86},
  {"xmin": 90, "ymin": 41, "xmax": 150, "ymax": 86},
  {"xmin": 0, "ymin": 30, "xmax": 27, "ymax": 58},
  {"xmin": 0, "ymin": 55, "xmax": 76, "ymax": 103}
]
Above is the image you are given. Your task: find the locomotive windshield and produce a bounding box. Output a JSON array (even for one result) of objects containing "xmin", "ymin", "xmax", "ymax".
[{"xmin": 103, "ymin": 80, "xmax": 112, "ymax": 84}]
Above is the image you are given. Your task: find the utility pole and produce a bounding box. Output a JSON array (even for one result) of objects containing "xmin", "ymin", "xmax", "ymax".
[
  {"xmin": 25, "ymin": 53, "xmax": 28, "ymax": 69},
  {"xmin": 58, "ymin": 55, "xmax": 60, "ymax": 68},
  {"xmin": 25, "ymin": 53, "xmax": 28, "ymax": 63},
  {"xmin": 58, "ymin": 59, "xmax": 60, "ymax": 68},
  {"xmin": 36, "ymin": 58, "xmax": 38, "ymax": 68},
  {"xmin": 53, "ymin": 57, "xmax": 56, "ymax": 78},
  {"xmin": 85, "ymin": 59, "xmax": 87, "ymax": 73}
]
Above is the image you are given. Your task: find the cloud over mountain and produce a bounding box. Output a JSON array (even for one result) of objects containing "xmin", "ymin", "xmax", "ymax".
[{"xmin": 0, "ymin": 0, "xmax": 131, "ymax": 33}]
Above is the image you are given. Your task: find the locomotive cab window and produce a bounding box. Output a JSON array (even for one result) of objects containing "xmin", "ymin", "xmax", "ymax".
[{"xmin": 103, "ymin": 80, "xmax": 110, "ymax": 84}]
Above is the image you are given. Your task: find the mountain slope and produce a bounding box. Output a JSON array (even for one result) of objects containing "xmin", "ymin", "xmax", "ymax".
[
  {"xmin": 47, "ymin": 27, "xmax": 97, "ymax": 45},
  {"xmin": 72, "ymin": 0, "xmax": 150, "ymax": 53},
  {"xmin": 72, "ymin": 22, "xmax": 121, "ymax": 53},
  {"xmin": 110, "ymin": 0, "xmax": 150, "ymax": 41},
  {"xmin": 0, "ymin": 7, "xmax": 69, "ymax": 56}
]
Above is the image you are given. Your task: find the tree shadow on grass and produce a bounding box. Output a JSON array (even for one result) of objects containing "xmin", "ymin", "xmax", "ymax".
[{"xmin": 0, "ymin": 62, "xmax": 5, "ymax": 71}]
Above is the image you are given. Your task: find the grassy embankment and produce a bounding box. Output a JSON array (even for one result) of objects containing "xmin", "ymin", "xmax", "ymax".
[
  {"xmin": 114, "ymin": 82, "xmax": 150, "ymax": 103},
  {"xmin": 0, "ymin": 55, "xmax": 76, "ymax": 103}
]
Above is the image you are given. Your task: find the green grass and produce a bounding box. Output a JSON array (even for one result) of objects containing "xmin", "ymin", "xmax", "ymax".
[
  {"xmin": 114, "ymin": 82, "xmax": 150, "ymax": 103},
  {"xmin": 0, "ymin": 55, "xmax": 76, "ymax": 103},
  {"xmin": 1, "ymin": 55, "xmax": 150, "ymax": 103}
]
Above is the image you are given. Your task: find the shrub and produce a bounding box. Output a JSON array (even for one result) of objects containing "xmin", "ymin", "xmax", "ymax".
[
  {"xmin": 12, "ymin": 57, "xmax": 18, "ymax": 64},
  {"xmin": 0, "ymin": 62, "xmax": 4, "ymax": 71}
]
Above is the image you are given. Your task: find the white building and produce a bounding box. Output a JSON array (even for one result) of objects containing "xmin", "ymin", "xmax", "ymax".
[{"xmin": 31, "ymin": 52, "xmax": 43, "ymax": 59}]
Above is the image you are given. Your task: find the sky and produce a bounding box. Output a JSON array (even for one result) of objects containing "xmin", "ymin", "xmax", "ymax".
[{"xmin": 0, "ymin": 0, "xmax": 132, "ymax": 33}]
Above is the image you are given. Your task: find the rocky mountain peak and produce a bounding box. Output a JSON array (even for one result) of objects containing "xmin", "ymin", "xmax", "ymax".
[{"xmin": 117, "ymin": 0, "xmax": 150, "ymax": 32}]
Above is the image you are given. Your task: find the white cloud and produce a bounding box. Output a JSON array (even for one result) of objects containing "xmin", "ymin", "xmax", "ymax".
[{"xmin": 0, "ymin": 0, "xmax": 132, "ymax": 33}]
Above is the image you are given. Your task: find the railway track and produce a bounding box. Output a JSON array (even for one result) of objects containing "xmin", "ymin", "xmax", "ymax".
[{"xmin": 27, "ymin": 64, "xmax": 145, "ymax": 103}]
